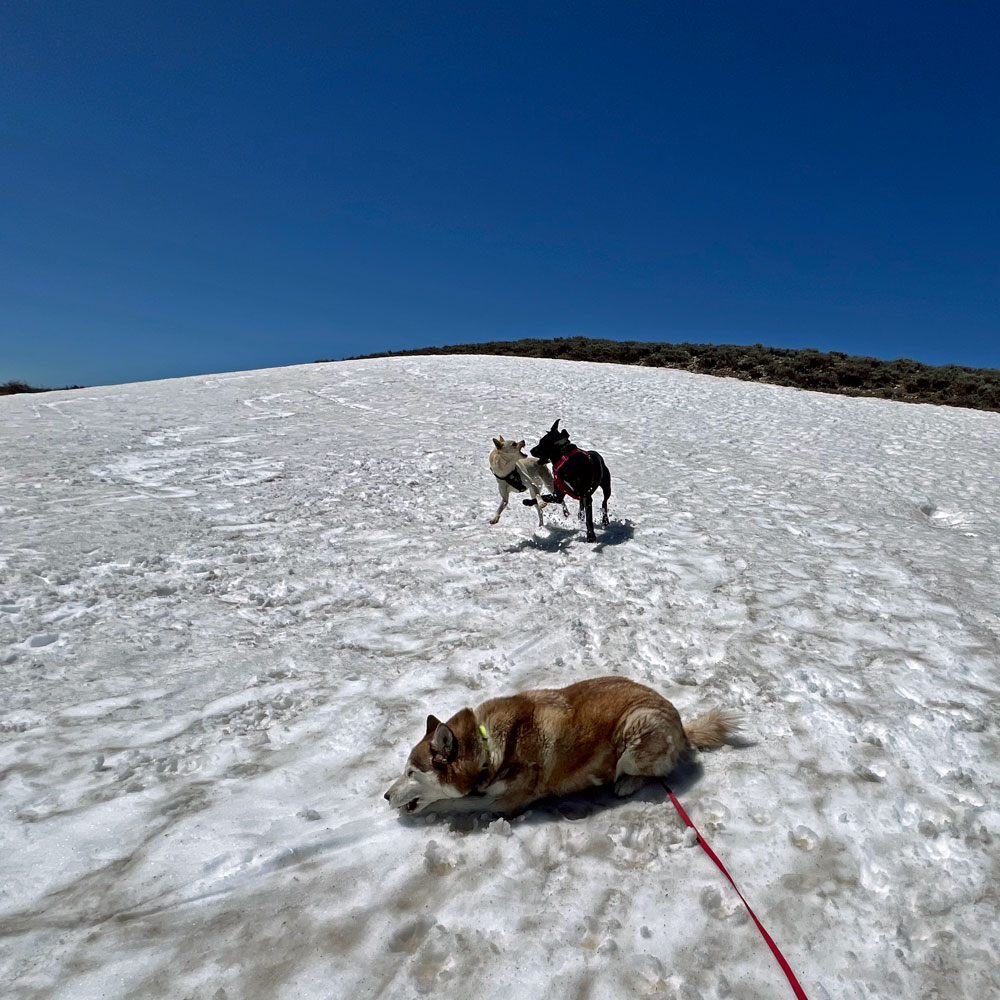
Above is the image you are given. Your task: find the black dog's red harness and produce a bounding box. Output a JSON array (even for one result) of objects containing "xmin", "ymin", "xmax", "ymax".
[{"xmin": 552, "ymin": 447, "xmax": 593, "ymax": 500}]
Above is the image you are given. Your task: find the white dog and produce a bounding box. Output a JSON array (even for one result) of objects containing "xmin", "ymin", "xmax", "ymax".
[{"xmin": 488, "ymin": 436, "xmax": 565, "ymax": 527}]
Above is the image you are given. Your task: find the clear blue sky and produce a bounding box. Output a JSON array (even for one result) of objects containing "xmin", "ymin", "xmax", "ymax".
[{"xmin": 4, "ymin": 1, "xmax": 998, "ymax": 387}]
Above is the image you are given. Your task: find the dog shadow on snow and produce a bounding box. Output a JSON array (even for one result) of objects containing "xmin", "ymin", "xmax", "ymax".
[
  {"xmin": 504, "ymin": 518, "xmax": 635, "ymax": 555},
  {"xmin": 391, "ymin": 754, "xmax": 733, "ymax": 834}
]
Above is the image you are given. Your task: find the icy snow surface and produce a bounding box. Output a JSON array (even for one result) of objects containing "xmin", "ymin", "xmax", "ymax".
[{"xmin": 2, "ymin": 355, "xmax": 999, "ymax": 999}]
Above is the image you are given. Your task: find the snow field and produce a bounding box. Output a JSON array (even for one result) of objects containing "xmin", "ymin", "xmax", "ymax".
[{"xmin": 2, "ymin": 355, "xmax": 999, "ymax": 999}]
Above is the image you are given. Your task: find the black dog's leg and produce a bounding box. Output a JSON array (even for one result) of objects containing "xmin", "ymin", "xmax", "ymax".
[
  {"xmin": 584, "ymin": 494, "xmax": 597, "ymax": 542},
  {"xmin": 600, "ymin": 464, "xmax": 611, "ymax": 526}
]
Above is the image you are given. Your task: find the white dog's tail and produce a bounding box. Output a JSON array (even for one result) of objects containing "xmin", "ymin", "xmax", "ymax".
[{"xmin": 683, "ymin": 709, "xmax": 742, "ymax": 750}]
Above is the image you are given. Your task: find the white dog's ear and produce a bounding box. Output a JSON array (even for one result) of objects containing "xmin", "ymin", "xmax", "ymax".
[
  {"xmin": 492, "ymin": 437, "xmax": 503, "ymax": 449},
  {"xmin": 430, "ymin": 722, "xmax": 457, "ymax": 763},
  {"xmin": 516, "ymin": 440, "xmax": 525, "ymax": 449}
]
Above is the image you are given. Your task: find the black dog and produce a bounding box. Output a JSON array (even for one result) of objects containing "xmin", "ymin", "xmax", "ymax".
[{"xmin": 530, "ymin": 420, "xmax": 611, "ymax": 543}]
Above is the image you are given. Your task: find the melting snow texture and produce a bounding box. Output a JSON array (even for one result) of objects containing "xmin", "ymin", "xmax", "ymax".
[{"xmin": 2, "ymin": 355, "xmax": 999, "ymax": 999}]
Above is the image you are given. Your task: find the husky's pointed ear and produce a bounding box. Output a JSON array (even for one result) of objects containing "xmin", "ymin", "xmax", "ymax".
[
  {"xmin": 516, "ymin": 440, "xmax": 525, "ymax": 450},
  {"xmin": 492, "ymin": 437, "xmax": 503, "ymax": 449},
  {"xmin": 550, "ymin": 419, "xmax": 560, "ymax": 433},
  {"xmin": 430, "ymin": 722, "xmax": 457, "ymax": 763},
  {"xmin": 425, "ymin": 714, "xmax": 443, "ymax": 737}
]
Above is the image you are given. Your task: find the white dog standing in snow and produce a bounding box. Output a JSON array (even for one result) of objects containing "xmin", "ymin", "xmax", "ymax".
[{"xmin": 488, "ymin": 436, "xmax": 566, "ymax": 527}]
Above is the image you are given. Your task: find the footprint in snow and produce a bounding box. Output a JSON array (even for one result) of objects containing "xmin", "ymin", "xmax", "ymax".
[
  {"xmin": 789, "ymin": 825, "xmax": 819, "ymax": 850},
  {"xmin": 25, "ymin": 632, "xmax": 59, "ymax": 648}
]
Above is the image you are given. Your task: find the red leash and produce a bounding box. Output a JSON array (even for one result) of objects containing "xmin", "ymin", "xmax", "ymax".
[{"xmin": 662, "ymin": 782, "xmax": 810, "ymax": 1000}]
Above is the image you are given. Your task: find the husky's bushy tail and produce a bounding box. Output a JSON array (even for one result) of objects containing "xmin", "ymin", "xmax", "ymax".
[{"xmin": 683, "ymin": 709, "xmax": 742, "ymax": 750}]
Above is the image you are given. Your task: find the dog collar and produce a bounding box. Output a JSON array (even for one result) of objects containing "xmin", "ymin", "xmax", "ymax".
[{"xmin": 474, "ymin": 723, "xmax": 491, "ymax": 792}]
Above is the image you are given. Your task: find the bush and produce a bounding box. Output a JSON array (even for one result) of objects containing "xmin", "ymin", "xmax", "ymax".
[
  {"xmin": 331, "ymin": 339, "xmax": 1000, "ymax": 413},
  {"xmin": 1, "ymin": 380, "xmax": 84, "ymax": 396}
]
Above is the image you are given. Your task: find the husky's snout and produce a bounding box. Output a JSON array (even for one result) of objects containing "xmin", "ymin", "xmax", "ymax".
[{"xmin": 384, "ymin": 773, "xmax": 425, "ymax": 814}]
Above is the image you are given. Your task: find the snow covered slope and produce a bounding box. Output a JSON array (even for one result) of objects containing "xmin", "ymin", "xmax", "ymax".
[{"xmin": 2, "ymin": 355, "xmax": 999, "ymax": 999}]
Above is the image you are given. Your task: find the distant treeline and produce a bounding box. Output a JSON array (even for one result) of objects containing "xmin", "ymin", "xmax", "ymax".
[
  {"xmin": 337, "ymin": 338, "xmax": 1000, "ymax": 413},
  {"xmin": 1, "ymin": 380, "xmax": 84, "ymax": 396}
]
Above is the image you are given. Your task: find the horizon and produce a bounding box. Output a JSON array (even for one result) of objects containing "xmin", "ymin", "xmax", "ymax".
[
  {"xmin": 9, "ymin": 332, "xmax": 1000, "ymax": 393},
  {"xmin": 5, "ymin": 2, "xmax": 998, "ymax": 388}
]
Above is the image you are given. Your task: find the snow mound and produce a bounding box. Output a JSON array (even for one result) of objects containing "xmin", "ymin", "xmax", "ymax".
[{"xmin": 2, "ymin": 355, "xmax": 999, "ymax": 998}]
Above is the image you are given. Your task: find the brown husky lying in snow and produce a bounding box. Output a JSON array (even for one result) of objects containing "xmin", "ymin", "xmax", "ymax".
[{"xmin": 384, "ymin": 676, "xmax": 740, "ymax": 817}]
